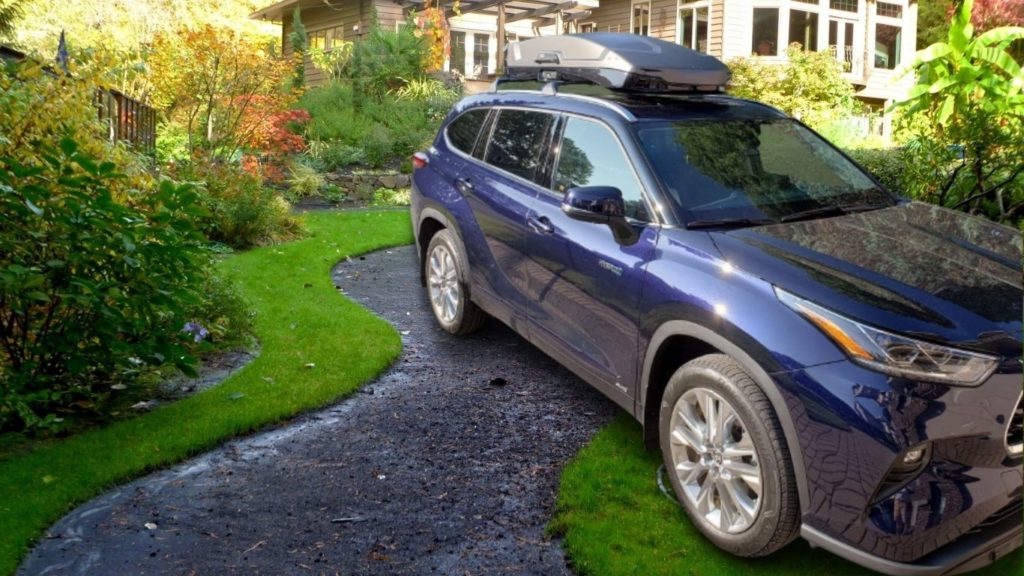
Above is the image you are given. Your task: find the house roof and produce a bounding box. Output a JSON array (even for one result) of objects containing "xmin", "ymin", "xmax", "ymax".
[{"xmin": 250, "ymin": 0, "xmax": 599, "ymax": 27}]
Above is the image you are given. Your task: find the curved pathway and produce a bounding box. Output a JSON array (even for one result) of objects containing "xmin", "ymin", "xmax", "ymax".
[{"xmin": 20, "ymin": 246, "xmax": 618, "ymax": 575}]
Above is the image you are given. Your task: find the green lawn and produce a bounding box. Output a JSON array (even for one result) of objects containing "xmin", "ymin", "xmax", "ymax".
[
  {"xmin": 551, "ymin": 414, "xmax": 1023, "ymax": 576},
  {"xmin": 0, "ymin": 210, "xmax": 413, "ymax": 576}
]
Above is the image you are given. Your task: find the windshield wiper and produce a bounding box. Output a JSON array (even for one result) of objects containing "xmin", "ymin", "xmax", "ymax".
[
  {"xmin": 779, "ymin": 203, "xmax": 889, "ymax": 223},
  {"xmin": 685, "ymin": 217, "xmax": 777, "ymax": 229}
]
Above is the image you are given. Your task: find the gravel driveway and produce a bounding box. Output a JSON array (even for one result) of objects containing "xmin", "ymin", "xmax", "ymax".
[{"xmin": 20, "ymin": 245, "xmax": 619, "ymax": 575}]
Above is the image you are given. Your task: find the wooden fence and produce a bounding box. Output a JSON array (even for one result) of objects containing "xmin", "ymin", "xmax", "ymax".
[{"xmin": 2, "ymin": 45, "xmax": 157, "ymax": 156}]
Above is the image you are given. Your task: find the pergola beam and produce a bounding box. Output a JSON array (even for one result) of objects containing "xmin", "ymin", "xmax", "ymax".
[
  {"xmin": 506, "ymin": 1, "xmax": 577, "ymax": 23},
  {"xmin": 447, "ymin": 0, "xmax": 508, "ymax": 17}
]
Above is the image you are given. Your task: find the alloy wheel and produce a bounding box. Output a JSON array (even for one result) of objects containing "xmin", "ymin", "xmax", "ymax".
[
  {"xmin": 428, "ymin": 243, "xmax": 460, "ymax": 324},
  {"xmin": 668, "ymin": 387, "xmax": 763, "ymax": 534}
]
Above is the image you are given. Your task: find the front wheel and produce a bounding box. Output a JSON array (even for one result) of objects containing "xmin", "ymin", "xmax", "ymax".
[
  {"xmin": 425, "ymin": 229, "xmax": 486, "ymax": 335},
  {"xmin": 659, "ymin": 353, "xmax": 800, "ymax": 557}
]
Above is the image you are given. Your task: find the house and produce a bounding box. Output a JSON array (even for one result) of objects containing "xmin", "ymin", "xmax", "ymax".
[
  {"xmin": 249, "ymin": 0, "xmax": 596, "ymax": 86},
  {"xmin": 252, "ymin": 0, "xmax": 916, "ymax": 106},
  {"xmin": 571, "ymin": 0, "xmax": 917, "ymax": 106}
]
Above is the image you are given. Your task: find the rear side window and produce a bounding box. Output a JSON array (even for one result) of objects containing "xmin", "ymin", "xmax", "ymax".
[
  {"xmin": 446, "ymin": 109, "xmax": 488, "ymax": 155},
  {"xmin": 484, "ymin": 109, "xmax": 554, "ymax": 183}
]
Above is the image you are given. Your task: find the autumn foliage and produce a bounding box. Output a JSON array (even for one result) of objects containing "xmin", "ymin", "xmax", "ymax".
[{"xmin": 150, "ymin": 25, "xmax": 297, "ymax": 161}]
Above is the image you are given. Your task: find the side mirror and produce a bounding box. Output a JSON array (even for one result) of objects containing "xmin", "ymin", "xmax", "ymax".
[{"xmin": 561, "ymin": 186, "xmax": 639, "ymax": 245}]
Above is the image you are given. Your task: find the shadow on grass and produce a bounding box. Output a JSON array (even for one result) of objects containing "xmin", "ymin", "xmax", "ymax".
[{"xmin": 552, "ymin": 414, "xmax": 1022, "ymax": 576}]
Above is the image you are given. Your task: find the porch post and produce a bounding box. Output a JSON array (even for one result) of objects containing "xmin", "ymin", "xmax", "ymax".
[{"xmin": 497, "ymin": 4, "xmax": 506, "ymax": 74}]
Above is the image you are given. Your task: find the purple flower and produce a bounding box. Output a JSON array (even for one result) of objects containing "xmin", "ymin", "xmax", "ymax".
[{"xmin": 182, "ymin": 321, "xmax": 209, "ymax": 343}]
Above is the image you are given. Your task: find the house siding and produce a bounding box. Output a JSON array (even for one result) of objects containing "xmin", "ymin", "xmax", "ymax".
[{"xmin": 281, "ymin": 0, "xmax": 405, "ymax": 86}]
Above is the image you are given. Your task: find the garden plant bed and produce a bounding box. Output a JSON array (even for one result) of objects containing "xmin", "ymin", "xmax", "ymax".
[{"xmin": 18, "ymin": 245, "xmax": 618, "ymax": 575}]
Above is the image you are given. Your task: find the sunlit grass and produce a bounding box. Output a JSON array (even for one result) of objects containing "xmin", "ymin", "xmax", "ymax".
[
  {"xmin": 551, "ymin": 414, "xmax": 1022, "ymax": 576},
  {"xmin": 0, "ymin": 210, "xmax": 413, "ymax": 575}
]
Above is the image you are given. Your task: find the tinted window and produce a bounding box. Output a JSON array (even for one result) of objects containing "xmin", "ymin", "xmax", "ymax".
[
  {"xmin": 636, "ymin": 119, "xmax": 890, "ymax": 223},
  {"xmin": 554, "ymin": 117, "xmax": 649, "ymax": 221},
  {"xmin": 447, "ymin": 109, "xmax": 488, "ymax": 155},
  {"xmin": 484, "ymin": 109, "xmax": 554, "ymax": 183}
]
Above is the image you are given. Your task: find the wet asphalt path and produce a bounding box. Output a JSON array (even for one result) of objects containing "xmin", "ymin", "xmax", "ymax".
[{"xmin": 19, "ymin": 246, "xmax": 619, "ymax": 575}]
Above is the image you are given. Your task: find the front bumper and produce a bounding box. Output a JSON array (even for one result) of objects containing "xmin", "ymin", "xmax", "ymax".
[
  {"xmin": 781, "ymin": 360, "xmax": 1023, "ymax": 570},
  {"xmin": 802, "ymin": 504, "xmax": 1021, "ymax": 575}
]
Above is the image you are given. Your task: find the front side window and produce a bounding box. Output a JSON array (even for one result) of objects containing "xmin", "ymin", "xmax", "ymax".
[
  {"xmin": 752, "ymin": 8, "xmax": 779, "ymax": 56},
  {"xmin": 679, "ymin": 3, "xmax": 710, "ymax": 53},
  {"xmin": 554, "ymin": 117, "xmax": 649, "ymax": 221},
  {"xmin": 485, "ymin": 110, "xmax": 554, "ymax": 183},
  {"xmin": 632, "ymin": 1, "xmax": 651, "ymax": 36},
  {"xmin": 636, "ymin": 119, "xmax": 891, "ymax": 223}
]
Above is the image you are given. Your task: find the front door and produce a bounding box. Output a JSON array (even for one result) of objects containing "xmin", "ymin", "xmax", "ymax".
[{"xmin": 525, "ymin": 116, "xmax": 657, "ymax": 407}]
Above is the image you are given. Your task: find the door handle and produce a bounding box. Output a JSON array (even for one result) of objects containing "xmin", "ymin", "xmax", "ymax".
[
  {"xmin": 529, "ymin": 215, "xmax": 555, "ymax": 234},
  {"xmin": 456, "ymin": 178, "xmax": 474, "ymax": 194}
]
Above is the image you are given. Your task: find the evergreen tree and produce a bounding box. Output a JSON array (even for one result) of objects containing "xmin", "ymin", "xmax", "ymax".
[{"xmin": 290, "ymin": 7, "xmax": 308, "ymax": 90}]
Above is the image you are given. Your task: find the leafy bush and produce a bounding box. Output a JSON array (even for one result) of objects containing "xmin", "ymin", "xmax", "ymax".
[
  {"xmin": 0, "ymin": 138, "xmax": 209, "ymax": 431},
  {"xmin": 184, "ymin": 272, "xmax": 255, "ymax": 351},
  {"xmin": 371, "ymin": 187, "xmax": 411, "ymax": 207},
  {"xmin": 285, "ymin": 160, "xmax": 326, "ymax": 200},
  {"xmin": 348, "ymin": 21, "xmax": 428, "ymax": 98},
  {"xmin": 173, "ymin": 162, "xmax": 303, "ymax": 249},
  {"xmin": 845, "ymin": 148, "xmax": 908, "ymax": 193},
  {"xmin": 309, "ymin": 42, "xmax": 354, "ymax": 81},
  {"xmin": 728, "ymin": 44, "xmax": 862, "ymax": 130},
  {"xmin": 307, "ymin": 139, "xmax": 366, "ymax": 170},
  {"xmin": 892, "ymin": 0, "xmax": 1024, "ymax": 224}
]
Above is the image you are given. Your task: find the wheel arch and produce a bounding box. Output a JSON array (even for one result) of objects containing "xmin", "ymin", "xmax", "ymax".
[{"xmin": 640, "ymin": 320, "xmax": 810, "ymax": 512}]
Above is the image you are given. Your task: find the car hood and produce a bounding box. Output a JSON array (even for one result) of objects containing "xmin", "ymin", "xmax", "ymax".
[{"xmin": 708, "ymin": 202, "xmax": 1023, "ymax": 357}]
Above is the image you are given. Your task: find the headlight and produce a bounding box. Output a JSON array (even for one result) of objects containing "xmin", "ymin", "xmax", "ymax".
[{"xmin": 775, "ymin": 288, "xmax": 998, "ymax": 386}]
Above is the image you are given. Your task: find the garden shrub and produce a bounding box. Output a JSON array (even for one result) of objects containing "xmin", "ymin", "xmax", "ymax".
[
  {"xmin": 307, "ymin": 140, "xmax": 366, "ymax": 171},
  {"xmin": 728, "ymin": 44, "xmax": 862, "ymax": 131},
  {"xmin": 286, "ymin": 160, "xmax": 326, "ymax": 200},
  {"xmin": 0, "ymin": 138, "xmax": 210, "ymax": 431},
  {"xmin": 348, "ymin": 21, "xmax": 428, "ymax": 98},
  {"xmin": 371, "ymin": 187, "xmax": 411, "ymax": 207},
  {"xmin": 173, "ymin": 162, "xmax": 303, "ymax": 249},
  {"xmin": 845, "ymin": 148, "xmax": 908, "ymax": 193}
]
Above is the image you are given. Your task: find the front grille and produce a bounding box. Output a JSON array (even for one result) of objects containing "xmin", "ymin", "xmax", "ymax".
[
  {"xmin": 1007, "ymin": 395, "xmax": 1023, "ymax": 457},
  {"xmin": 965, "ymin": 499, "xmax": 1023, "ymax": 535}
]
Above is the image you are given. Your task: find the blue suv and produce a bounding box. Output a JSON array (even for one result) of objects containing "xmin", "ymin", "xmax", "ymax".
[{"xmin": 410, "ymin": 34, "xmax": 1022, "ymax": 575}]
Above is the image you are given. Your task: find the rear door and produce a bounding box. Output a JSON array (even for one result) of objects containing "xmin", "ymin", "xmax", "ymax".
[
  {"xmin": 458, "ymin": 108, "xmax": 556, "ymax": 330},
  {"xmin": 525, "ymin": 115, "xmax": 658, "ymax": 408}
]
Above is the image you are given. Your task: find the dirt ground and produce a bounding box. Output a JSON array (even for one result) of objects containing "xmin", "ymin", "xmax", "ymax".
[{"xmin": 19, "ymin": 246, "xmax": 620, "ymax": 575}]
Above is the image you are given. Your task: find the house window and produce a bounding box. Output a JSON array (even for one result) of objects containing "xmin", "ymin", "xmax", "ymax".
[
  {"xmin": 473, "ymin": 33, "xmax": 489, "ymax": 76},
  {"xmin": 874, "ymin": 23, "xmax": 902, "ymax": 69},
  {"xmin": 788, "ymin": 9, "xmax": 819, "ymax": 51},
  {"xmin": 309, "ymin": 29, "xmax": 327, "ymax": 50},
  {"xmin": 752, "ymin": 8, "xmax": 779, "ymax": 56},
  {"xmin": 679, "ymin": 2, "xmax": 710, "ymax": 53},
  {"xmin": 579, "ymin": 22, "xmax": 596, "ymax": 34},
  {"xmin": 631, "ymin": 1, "xmax": 651, "ymax": 36},
  {"xmin": 829, "ymin": 0, "xmax": 859, "ymax": 13},
  {"xmin": 450, "ymin": 31, "xmax": 466, "ymax": 75},
  {"xmin": 877, "ymin": 2, "xmax": 902, "ymax": 18},
  {"xmin": 325, "ymin": 26, "xmax": 346, "ymax": 50}
]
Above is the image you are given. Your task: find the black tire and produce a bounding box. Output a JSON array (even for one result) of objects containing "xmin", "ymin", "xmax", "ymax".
[
  {"xmin": 658, "ymin": 353, "xmax": 800, "ymax": 557},
  {"xmin": 424, "ymin": 229, "xmax": 487, "ymax": 335}
]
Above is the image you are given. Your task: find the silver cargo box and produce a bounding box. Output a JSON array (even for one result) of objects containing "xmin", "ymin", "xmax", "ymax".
[{"xmin": 505, "ymin": 33, "xmax": 730, "ymax": 93}]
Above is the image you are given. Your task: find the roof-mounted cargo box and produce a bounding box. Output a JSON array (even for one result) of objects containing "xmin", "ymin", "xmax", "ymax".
[{"xmin": 505, "ymin": 33, "xmax": 730, "ymax": 94}]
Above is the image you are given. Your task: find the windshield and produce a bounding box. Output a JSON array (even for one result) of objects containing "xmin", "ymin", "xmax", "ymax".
[{"xmin": 635, "ymin": 119, "xmax": 894, "ymax": 225}]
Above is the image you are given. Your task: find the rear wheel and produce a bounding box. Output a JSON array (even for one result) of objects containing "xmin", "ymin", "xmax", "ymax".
[
  {"xmin": 425, "ymin": 229, "xmax": 486, "ymax": 335},
  {"xmin": 659, "ymin": 353, "xmax": 800, "ymax": 557}
]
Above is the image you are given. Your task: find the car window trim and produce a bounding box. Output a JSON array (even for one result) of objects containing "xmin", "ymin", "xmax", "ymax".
[
  {"xmin": 479, "ymin": 106, "xmax": 559, "ymax": 187},
  {"xmin": 443, "ymin": 105, "xmax": 559, "ymax": 194},
  {"xmin": 444, "ymin": 107, "xmax": 490, "ymax": 157},
  {"xmin": 545, "ymin": 111, "xmax": 660, "ymax": 225}
]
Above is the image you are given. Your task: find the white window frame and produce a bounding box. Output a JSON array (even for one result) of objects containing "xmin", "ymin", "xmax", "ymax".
[
  {"xmin": 579, "ymin": 21, "xmax": 597, "ymax": 34},
  {"xmin": 871, "ymin": 1, "xmax": 906, "ymax": 70},
  {"xmin": 677, "ymin": 1, "xmax": 711, "ymax": 52},
  {"xmin": 630, "ymin": 0, "xmax": 652, "ymax": 36}
]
